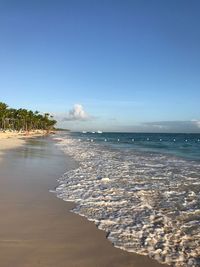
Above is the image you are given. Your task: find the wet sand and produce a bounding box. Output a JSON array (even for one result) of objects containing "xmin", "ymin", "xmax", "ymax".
[
  {"xmin": 0, "ymin": 136, "xmax": 167, "ymax": 267},
  {"xmin": 0, "ymin": 130, "xmax": 48, "ymax": 159}
]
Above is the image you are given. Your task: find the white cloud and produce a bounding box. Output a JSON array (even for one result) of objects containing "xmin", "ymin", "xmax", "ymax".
[
  {"xmin": 63, "ymin": 104, "xmax": 90, "ymax": 121},
  {"xmin": 191, "ymin": 119, "xmax": 200, "ymax": 128},
  {"xmin": 140, "ymin": 120, "xmax": 200, "ymax": 132}
]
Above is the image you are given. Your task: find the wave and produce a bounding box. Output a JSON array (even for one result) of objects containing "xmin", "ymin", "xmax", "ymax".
[{"xmin": 54, "ymin": 135, "xmax": 200, "ymax": 267}]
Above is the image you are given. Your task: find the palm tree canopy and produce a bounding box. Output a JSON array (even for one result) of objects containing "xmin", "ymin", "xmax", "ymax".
[{"xmin": 0, "ymin": 102, "xmax": 57, "ymax": 131}]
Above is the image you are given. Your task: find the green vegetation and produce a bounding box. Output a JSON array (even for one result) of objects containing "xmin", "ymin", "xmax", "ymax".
[
  {"xmin": 55, "ymin": 128, "xmax": 70, "ymax": 131},
  {"xmin": 0, "ymin": 102, "xmax": 57, "ymax": 132}
]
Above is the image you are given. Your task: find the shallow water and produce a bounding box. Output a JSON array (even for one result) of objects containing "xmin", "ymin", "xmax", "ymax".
[{"xmin": 54, "ymin": 133, "xmax": 200, "ymax": 267}]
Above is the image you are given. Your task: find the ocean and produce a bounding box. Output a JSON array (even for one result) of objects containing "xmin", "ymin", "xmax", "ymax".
[{"xmin": 54, "ymin": 132, "xmax": 200, "ymax": 267}]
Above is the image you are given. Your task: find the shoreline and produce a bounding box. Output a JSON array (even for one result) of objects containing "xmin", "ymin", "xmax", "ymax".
[
  {"xmin": 0, "ymin": 135, "xmax": 167, "ymax": 267},
  {"xmin": 0, "ymin": 130, "xmax": 52, "ymax": 158}
]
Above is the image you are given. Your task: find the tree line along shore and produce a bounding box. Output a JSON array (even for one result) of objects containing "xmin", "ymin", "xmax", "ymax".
[{"xmin": 0, "ymin": 102, "xmax": 57, "ymax": 133}]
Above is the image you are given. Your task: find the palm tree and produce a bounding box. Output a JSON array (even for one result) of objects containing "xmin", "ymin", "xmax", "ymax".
[
  {"xmin": 0, "ymin": 102, "xmax": 57, "ymax": 132},
  {"xmin": 6, "ymin": 108, "xmax": 17, "ymax": 130},
  {"xmin": 0, "ymin": 102, "xmax": 8, "ymax": 130}
]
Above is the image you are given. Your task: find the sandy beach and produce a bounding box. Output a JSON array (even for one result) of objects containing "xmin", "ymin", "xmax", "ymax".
[
  {"xmin": 0, "ymin": 135, "xmax": 167, "ymax": 267},
  {"xmin": 0, "ymin": 131, "xmax": 47, "ymax": 155}
]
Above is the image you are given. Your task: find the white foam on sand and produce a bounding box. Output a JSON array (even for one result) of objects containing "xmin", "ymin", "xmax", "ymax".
[{"xmin": 55, "ymin": 136, "xmax": 200, "ymax": 267}]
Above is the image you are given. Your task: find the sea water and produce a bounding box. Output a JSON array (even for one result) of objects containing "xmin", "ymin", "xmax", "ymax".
[{"xmin": 54, "ymin": 132, "xmax": 200, "ymax": 267}]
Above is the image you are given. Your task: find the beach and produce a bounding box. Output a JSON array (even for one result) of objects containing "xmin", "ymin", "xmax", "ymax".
[
  {"xmin": 0, "ymin": 134, "xmax": 167, "ymax": 267},
  {"xmin": 0, "ymin": 131, "xmax": 47, "ymax": 156}
]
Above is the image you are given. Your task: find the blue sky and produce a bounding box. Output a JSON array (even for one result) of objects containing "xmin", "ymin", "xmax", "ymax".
[{"xmin": 0, "ymin": 0, "xmax": 200, "ymax": 132}]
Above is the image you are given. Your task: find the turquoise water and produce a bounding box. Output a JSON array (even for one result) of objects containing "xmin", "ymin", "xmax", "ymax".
[
  {"xmin": 55, "ymin": 132, "xmax": 200, "ymax": 267},
  {"xmin": 72, "ymin": 132, "xmax": 200, "ymax": 161}
]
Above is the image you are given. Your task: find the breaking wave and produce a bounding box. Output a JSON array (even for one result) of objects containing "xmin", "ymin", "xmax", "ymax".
[{"xmin": 54, "ymin": 135, "xmax": 200, "ymax": 267}]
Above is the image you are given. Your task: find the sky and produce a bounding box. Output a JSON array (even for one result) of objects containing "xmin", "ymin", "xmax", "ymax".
[{"xmin": 0, "ymin": 0, "xmax": 200, "ymax": 132}]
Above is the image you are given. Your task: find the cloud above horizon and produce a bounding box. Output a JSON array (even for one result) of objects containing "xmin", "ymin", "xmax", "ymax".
[
  {"xmin": 63, "ymin": 104, "xmax": 91, "ymax": 121},
  {"xmin": 191, "ymin": 119, "xmax": 200, "ymax": 128},
  {"xmin": 140, "ymin": 120, "xmax": 200, "ymax": 132},
  {"xmin": 56, "ymin": 108, "xmax": 200, "ymax": 132},
  {"xmin": 104, "ymin": 120, "xmax": 200, "ymax": 133}
]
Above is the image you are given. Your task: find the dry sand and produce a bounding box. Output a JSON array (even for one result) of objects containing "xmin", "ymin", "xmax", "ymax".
[{"xmin": 0, "ymin": 136, "xmax": 167, "ymax": 267}]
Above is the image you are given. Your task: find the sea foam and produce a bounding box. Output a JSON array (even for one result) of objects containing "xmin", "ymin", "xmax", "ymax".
[{"xmin": 55, "ymin": 136, "xmax": 200, "ymax": 267}]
